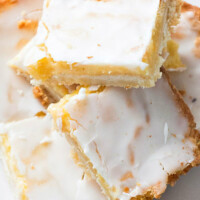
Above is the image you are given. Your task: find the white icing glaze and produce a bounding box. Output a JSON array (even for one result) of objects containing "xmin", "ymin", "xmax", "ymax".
[
  {"xmin": 0, "ymin": 0, "xmax": 44, "ymax": 122},
  {"xmin": 0, "ymin": 2, "xmax": 106, "ymax": 199},
  {"xmin": 169, "ymin": 5, "xmax": 200, "ymax": 129},
  {"xmin": 12, "ymin": 0, "xmax": 166, "ymax": 71},
  {"xmin": 49, "ymin": 78, "xmax": 195, "ymax": 199},
  {"xmin": 0, "ymin": 116, "xmax": 106, "ymax": 200},
  {"xmin": 0, "ymin": 2, "xmax": 198, "ymax": 200}
]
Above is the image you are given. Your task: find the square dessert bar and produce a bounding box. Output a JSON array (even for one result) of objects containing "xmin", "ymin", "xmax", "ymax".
[
  {"xmin": 49, "ymin": 71, "xmax": 200, "ymax": 200},
  {"xmin": 0, "ymin": 116, "xmax": 106, "ymax": 200},
  {"xmin": 11, "ymin": 0, "xmax": 181, "ymax": 88}
]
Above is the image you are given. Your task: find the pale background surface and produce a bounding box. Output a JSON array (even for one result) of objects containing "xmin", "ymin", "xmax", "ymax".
[{"xmin": 0, "ymin": 0, "xmax": 199, "ymax": 199}]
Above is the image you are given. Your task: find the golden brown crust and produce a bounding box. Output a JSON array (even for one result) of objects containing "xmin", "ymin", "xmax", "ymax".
[
  {"xmin": 193, "ymin": 36, "xmax": 200, "ymax": 58},
  {"xmin": 12, "ymin": 67, "xmax": 49, "ymax": 106},
  {"xmin": 11, "ymin": 66, "xmax": 59, "ymax": 106},
  {"xmin": 161, "ymin": 67, "xmax": 200, "ymax": 166},
  {"xmin": 170, "ymin": 0, "xmax": 182, "ymax": 28},
  {"xmin": 140, "ymin": 68, "xmax": 200, "ymax": 196},
  {"xmin": 161, "ymin": 67, "xmax": 196, "ymax": 130},
  {"xmin": 167, "ymin": 165, "xmax": 192, "ymax": 186},
  {"xmin": 33, "ymin": 85, "xmax": 59, "ymax": 107},
  {"xmin": 182, "ymin": 2, "xmax": 200, "ymax": 31},
  {"xmin": 130, "ymin": 193, "xmax": 154, "ymax": 200},
  {"xmin": 33, "ymin": 86, "xmax": 50, "ymax": 108}
]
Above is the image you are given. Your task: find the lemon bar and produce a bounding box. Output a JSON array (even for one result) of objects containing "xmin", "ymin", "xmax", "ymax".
[
  {"xmin": 0, "ymin": 115, "xmax": 106, "ymax": 200},
  {"xmin": 49, "ymin": 72, "xmax": 199, "ymax": 200},
  {"xmin": 11, "ymin": 0, "xmax": 181, "ymax": 88},
  {"xmin": 169, "ymin": 2, "xmax": 200, "ymax": 127}
]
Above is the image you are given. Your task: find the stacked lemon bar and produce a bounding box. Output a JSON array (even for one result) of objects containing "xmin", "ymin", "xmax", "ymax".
[
  {"xmin": 11, "ymin": 0, "xmax": 181, "ymax": 96},
  {"xmin": 1, "ymin": 0, "xmax": 200, "ymax": 200}
]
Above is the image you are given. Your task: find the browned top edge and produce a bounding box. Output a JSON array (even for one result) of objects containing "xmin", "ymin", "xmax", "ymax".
[{"xmin": 162, "ymin": 67, "xmax": 200, "ymax": 164}]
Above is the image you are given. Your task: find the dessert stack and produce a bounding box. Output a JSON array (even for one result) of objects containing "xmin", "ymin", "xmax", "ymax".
[{"xmin": 0, "ymin": 0, "xmax": 200, "ymax": 200}]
